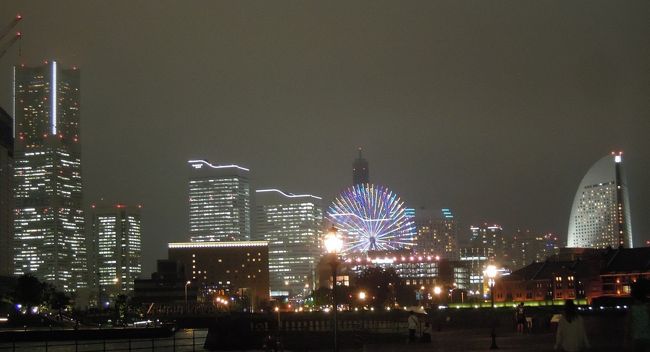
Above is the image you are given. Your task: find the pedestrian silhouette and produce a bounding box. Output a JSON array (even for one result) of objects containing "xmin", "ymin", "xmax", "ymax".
[{"xmin": 555, "ymin": 300, "xmax": 589, "ymax": 352}]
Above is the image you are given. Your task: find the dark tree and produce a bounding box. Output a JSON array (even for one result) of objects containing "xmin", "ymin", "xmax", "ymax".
[
  {"xmin": 354, "ymin": 267, "xmax": 406, "ymax": 308},
  {"xmin": 309, "ymin": 287, "xmax": 332, "ymax": 307},
  {"xmin": 114, "ymin": 294, "xmax": 129, "ymax": 326},
  {"xmin": 12, "ymin": 274, "xmax": 45, "ymax": 312},
  {"xmin": 49, "ymin": 291, "xmax": 71, "ymax": 320}
]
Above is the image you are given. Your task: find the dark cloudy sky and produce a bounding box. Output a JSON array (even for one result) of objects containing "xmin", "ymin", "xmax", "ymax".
[{"xmin": 1, "ymin": 1, "xmax": 648, "ymax": 275}]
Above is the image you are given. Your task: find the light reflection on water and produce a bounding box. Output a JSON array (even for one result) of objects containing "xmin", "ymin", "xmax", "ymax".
[{"xmin": 0, "ymin": 329, "xmax": 208, "ymax": 352}]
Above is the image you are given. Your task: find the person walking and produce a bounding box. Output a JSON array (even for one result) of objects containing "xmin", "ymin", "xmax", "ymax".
[
  {"xmin": 408, "ymin": 311, "xmax": 420, "ymax": 343},
  {"xmin": 626, "ymin": 280, "xmax": 650, "ymax": 352},
  {"xmin": 555, "ymin": 300, "xmax": 590, "ymax": 352},
  {"xmin": 516, "ymin": 302, "xmax": 526, "ymax": 334}
]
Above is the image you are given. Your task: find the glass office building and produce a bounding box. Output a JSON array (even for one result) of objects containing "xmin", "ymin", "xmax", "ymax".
[
  {"xmin": 188, "ymin": 160, "xmax": 251, "ymax": 242},
  {"xmin": 255, "ymin": 189, "xmax": 322, "ymax": 297},
  {"xmin": 92, "ymin": 204, "xmax": 142, "ymax": 298},
  {"xmin": 13, "ymin": 61, "xmax": 85, "ymax": 292}
]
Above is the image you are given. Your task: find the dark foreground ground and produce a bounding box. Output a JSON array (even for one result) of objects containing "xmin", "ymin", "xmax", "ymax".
[
  {"xmin": 349, "ymin": 311, "xmax": 625, "ymax": 352},
  {"xmin": 361, "ymin": 328, "xmax": 621, "ymax": 352}
]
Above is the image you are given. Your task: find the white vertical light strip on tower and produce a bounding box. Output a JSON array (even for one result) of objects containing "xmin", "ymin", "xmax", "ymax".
[
  {"xmin": 12, "ymin": 66, "xmax": 16, "ymax": 137},
  {"xmin": 51, "ymin": 61, "xmax": 57, "ymax": 135}
]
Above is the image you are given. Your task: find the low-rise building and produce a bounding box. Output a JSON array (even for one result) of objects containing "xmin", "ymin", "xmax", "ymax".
[
  {"xmin": 494, "ymin": 247, "xmax": 650, "ymax": 304},
  {"xmin": 167, "ymin": 241, "xmax": 270, "ymax": 309},
  {"xmin": 133, "ymin": 260, "xmax": 198, "ymax": 306}
]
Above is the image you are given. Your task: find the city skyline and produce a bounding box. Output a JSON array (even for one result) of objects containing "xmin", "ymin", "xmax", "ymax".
[{"xmin": 0, "ymin": 1, "xmax": 648, "ymax": 276}]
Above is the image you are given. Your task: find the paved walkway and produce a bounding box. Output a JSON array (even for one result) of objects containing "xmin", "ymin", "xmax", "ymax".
[{"xmin": 360, "ymin": 329, "xmax": 622, "ymax": 352}]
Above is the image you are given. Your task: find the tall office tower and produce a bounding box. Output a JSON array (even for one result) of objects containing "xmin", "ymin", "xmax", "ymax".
[
  {"xmin": 416, "ymin": 208, "xmax": 458, "ymax": 258},
  {"xmin": 91, "ymin": 204, "xmax": 142, "ymax": 298},
  {"xmin": 0, "ymin": 107, "xmax": 13, "ymax": 276},
  {"xmin": 13, "ymin": 61, "xmax": 85, "ymax": 291},
  {"xmin": 567, "ymin": 152, "xmax": 633, "ymax": 248},
  {"xmin": 352, "ymin": 147, "xmax": 369, "ymax": 185},
  {"xmin": 439, "ymin": 209, "xmax": 458, "ymax": 257},
  {"xmin": 188, "ymin": 160, "xmax": 251, "ymax": 242},
  {"xmin": 255, "ymin": 189, "xmax": 323, "ymax": 298},
  {"xmin": 470, "ymin": 223, "xmax": 507, "ymax": 261}
]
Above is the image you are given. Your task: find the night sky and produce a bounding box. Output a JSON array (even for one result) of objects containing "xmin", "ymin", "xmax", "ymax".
[{"xmin": 1, "ymin": 1, "xmax": 648, "ymax": 275}]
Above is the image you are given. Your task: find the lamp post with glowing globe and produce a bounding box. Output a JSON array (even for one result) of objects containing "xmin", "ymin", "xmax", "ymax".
[
  {"xmin": 184, "ymin": 281, "xmax": 191, "ymax": 313},
  {"xmin": 433, "ymin": 286, "xmax": 442, "ymax": 308},
  {"xmin": 323, "ymin": 227, "xmax": 343, "ymax": 352},
  {"xmin": 484, "ymin": 265, "xmax": 499, "ymax": 349}
]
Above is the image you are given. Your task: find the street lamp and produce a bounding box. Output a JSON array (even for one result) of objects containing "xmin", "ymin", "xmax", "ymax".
[
  {"xmin": 323, "ymin": 227, "xmax": 343, "ymax": 352},
  {"xmin": 484, "ymin": 265, "xmax": 498, "ymax": 349},
  {"xmin": 184, "ymin": 281, "xmax": 191, "ymax": 313},
  {"xmin": 433, "ymin": 286, "xmax": 442, "ymax": 308},
  {"xmin": 433, "ymin": 286, "xmax": 442, "ymax": 296},
  {"xmin": 358, "ymin": 291, "xmax": 366, "ymax": 301}
]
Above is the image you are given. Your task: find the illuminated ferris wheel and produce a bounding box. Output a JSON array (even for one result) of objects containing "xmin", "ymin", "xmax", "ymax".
[{"xmin": 327, "ymin": 184, "xmax": 415, "ymax": 253}]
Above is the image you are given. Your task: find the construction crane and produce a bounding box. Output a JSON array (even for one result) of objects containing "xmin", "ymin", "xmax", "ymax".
[
  {"xmin": 0, "ymin": 14, "xmax": 22, "ymax": 60},
  {"xmin": 0, "ymin": 32, "xmax": 21, "ymax": 59},
  {"xmin": 0, "ymin": 14, "xmax": 22, "ymax": 42}
]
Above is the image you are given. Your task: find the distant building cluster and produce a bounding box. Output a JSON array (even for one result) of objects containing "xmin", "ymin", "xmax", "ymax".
[{"xmin": 0, "ymin": 61, "xmax": 641, "ymax": 313}]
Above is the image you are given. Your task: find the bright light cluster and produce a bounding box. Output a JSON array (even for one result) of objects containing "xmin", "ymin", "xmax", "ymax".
[{"xmin": 327, "ymin": 184, "xmax": 415, "ymax": 253}]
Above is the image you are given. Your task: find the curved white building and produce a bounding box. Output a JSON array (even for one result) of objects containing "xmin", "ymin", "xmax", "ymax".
[{"xmin": 567, "ymin": 153, "xmax": 633, "ymax": 248}]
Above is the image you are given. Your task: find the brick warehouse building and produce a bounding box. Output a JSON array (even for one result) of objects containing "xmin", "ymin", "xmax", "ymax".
[{"xmin": 494, "ymin": 247, "xmax": 650, "ymax": 304}]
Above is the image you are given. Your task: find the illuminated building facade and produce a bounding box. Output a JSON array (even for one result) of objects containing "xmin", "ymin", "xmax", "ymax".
[
  {"xmin": 0, "ymin": 107, "xmax": 13, "ymax": 276},
  {"xmin": 168, "ymin": 241, "xmax": 270, "ymax": 308},
  {"xmin": 188, "ymin": 160, "xmax": 251, "ymax": 242},
  {"xmin": 458, "ymin": 247, "xmax": 493, "ymax": 295},
  {"xmin": 92, "ymin": 204, "xmax": 142, "ymax": 297},
  {"xmin": 316, "ymin": 250, "xmax": 471, "ymax": 296},
  {"xmin": 567, "ymin": 152, "xmax": 633, "ymax": 248},
  {"xmin": 507, "ymin": 229, "xmax": 560, "ymax": 270},
  {"xmin": 415, "ymin": 208, "xmax": 458, "ymax": 258},
  {"xmin": 12, "ymin": 62, "xmax": 85, "ymax": 291},
  {"xmin": 352, "ymin": 147, "xmax": 369, "ymax": 185},
  {"xmin": 470, "ymin": 223, "xmax": 506, "ymax": 260},
  {"xmin": 254, "ymin": 189, "xmax": 323, "ymax": 297}
]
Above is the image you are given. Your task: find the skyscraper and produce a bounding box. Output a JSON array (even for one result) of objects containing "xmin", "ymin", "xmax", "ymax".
[
  {"xmin": 567, "ymin": 152, "xmax": 633, "ymax": 248},
  {"xmin": 91, "ymin": 204, "xmax": 142, "ymax": 298},
  {"xmin": 188, "ymin": 160, "xmax": 251, "ymax": 242},
  {"xmin": 352, "ymin": 147, "xmax": 369, "ymax": 185},
  {"xmin": 0, "ymin": 107, "xmax": 13, "ymax": 276},
  {"xmin": 415, "ymin": 208, "xmax": 458, "ymax": 258},
  {"xmin": 469, "ymin": 223, "xmax": 506, "ymax": 261},
  {"xmin": 13, "ymin": 61, "xmax": 85, "ymax": 291},
  {"xmin": 255, "ymin": 188, "xmax": 323, "ymax": 297}
]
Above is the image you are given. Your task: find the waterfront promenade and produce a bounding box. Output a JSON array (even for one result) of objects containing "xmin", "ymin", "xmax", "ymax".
[
  {"xmin": 363, "ymin": 329, "xmax": 622, "ymax": 352},
  {"xmin": 0, "ymin": 308, "xmax": 627, "ymax": 351}
]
